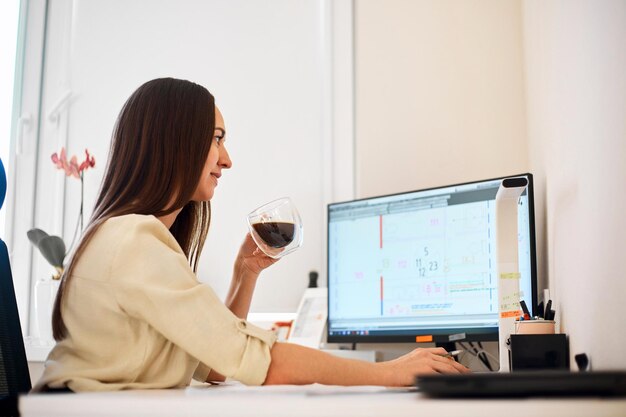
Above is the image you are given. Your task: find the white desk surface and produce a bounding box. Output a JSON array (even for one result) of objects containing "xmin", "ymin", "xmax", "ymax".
[{"xmin": 19, "ymin": 383, "xmax": 626, "ymax": 417}]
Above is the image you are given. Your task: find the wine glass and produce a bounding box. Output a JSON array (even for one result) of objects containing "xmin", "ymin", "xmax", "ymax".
[{"xmin": 247, "ymin": 197, "xmax": 303, "ymax": 259}]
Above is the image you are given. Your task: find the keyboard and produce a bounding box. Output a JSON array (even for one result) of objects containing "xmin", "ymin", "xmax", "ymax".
[{"xmin": 416, "ymin": 370, "xmax": 626, "ymax": 397}]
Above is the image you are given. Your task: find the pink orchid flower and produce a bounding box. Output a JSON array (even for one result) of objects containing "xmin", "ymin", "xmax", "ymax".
[
  {"xmin": 78, "ymin": 149, "xmax": 96, "ymax": 172},
  {"xmin": 51, "ymin": 147, "xmax": 96, "ymax": 179},
  {"xmin": 51, "ymin": 147, "xmax": 66, "ymax": 170}
]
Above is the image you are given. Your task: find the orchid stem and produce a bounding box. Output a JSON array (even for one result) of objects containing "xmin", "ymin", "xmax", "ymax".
[
  {"xmin": 80, "ymin": 172, "xmax": 84, "ymax": 231},
  {"xmin": 66, "ymin": 173, "xmax": 84, "ymax": 256}
]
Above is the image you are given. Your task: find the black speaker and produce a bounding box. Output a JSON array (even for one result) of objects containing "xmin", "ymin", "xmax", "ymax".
[{"xmin": 509, "ymin": 334, "xmax": 569, "ymax": 371}]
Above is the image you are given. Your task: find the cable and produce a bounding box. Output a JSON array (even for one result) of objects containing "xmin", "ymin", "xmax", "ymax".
[
  {"xmin": 476, "ymin": 342, "xmax": 494, "ymax": 371},
  {"xmin": 463, "ymin": 350, "xmax": 490, "ymax": 372},
  {"xmin": 458, "ymin": 342, "xmax": 498, "ymax": 371},
  {"xmin": 478, "ymin": 349, "xmax": 499, "ymax": 364},
  {"xmin": 467, "ymin": 342, "xmax": 491, "ymax": 371},
  {"xmin": 470, "ymin": 342, "xmax": 493, "ymax": 371}
]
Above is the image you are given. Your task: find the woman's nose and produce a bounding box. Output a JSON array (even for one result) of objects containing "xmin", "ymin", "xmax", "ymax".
[{"xmin": 220, "ymin": 146, "xmax": 232, "ymax": 169}]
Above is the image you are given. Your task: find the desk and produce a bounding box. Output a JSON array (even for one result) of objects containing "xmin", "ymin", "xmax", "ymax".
[{"xmin": 19, "ymin": 383, "xmax": 626, "ymax": 417}]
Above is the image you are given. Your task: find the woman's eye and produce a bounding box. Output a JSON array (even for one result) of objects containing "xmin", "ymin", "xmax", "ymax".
[{"xmin": 214, "ymin": 136, "xmax": 223, "ymax": 145}]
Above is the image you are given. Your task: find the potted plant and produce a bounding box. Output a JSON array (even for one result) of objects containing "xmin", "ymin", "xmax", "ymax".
[{"xmin": 27, "ymin": 148, "xmax": 95, "ymax": 341}]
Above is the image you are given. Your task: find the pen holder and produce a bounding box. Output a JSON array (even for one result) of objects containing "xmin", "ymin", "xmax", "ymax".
[
  {"xmin": 509, "ymin": 334, "xmax": 569, "ymax": 371},
  {"xmin": 514, "ymin": 319, "xmax": 555, "ymax": 335}
]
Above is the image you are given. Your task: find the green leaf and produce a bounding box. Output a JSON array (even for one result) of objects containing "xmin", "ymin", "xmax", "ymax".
[
  {"xmin": 27, "ymin": 228, "xmax": 49, "ymax": 246},
  {"xmin": 37, "ymin": 235, "xmax": 66, "ymax": 268}
]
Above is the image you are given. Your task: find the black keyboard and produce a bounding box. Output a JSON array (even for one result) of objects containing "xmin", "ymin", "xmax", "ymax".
[{"xmin": 417, "ymin": 370, "xmax": 626, "ymax": 398}]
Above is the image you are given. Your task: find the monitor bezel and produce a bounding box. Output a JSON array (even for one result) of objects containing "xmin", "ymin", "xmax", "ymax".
[{"xmin": 326, "ymin": 173, "xmax": 538, "ymax": 344}]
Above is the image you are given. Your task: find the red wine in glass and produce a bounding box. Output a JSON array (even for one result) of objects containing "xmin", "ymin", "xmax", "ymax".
[
  {"xmin": 247, "ymin": 197, "xmax": 303, "ymax": 259},
  {"xmin": 252, "ymin": 222, "xmax": 295, "ymax": 248}
]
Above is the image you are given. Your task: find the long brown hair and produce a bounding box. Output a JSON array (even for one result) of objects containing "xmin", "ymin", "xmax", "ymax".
[{"xmin": 52, "ymin": 78, "xmax": 215, "ymax": 340}]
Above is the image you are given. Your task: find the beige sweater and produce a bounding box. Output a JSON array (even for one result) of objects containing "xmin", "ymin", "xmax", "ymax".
[{"xmin": 34, "ymin": 214, "xmax": 276, "ymax": 392}]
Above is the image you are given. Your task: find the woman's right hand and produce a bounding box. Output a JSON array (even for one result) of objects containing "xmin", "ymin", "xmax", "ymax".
[
  {"xmin": 378, "ymin": 347, "xmax": 470, "ymax": 386},
  {"xmin": 265, "ymin": 343, "xmax": 470, "ymax": 387},
  {"xmin": 234, "ymin": 233, "xmax": 279, "ymax": 276}
]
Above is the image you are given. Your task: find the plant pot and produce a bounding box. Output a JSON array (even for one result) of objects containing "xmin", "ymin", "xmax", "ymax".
[{"xmin": 34, "ymin": 278, "xmax": 61, "ymax": 342}]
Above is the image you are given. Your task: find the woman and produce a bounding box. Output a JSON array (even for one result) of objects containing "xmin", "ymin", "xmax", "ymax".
[{"xmin": 34, "ymin": 78, "xmax": 468, "ymax": 392}]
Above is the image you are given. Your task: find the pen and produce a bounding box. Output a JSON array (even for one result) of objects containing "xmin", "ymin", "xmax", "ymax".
[
  {"xmin": 439, "ymin": 349, "xmax": 462, "ymax": 359},
  {"xmin": 519, "ymin": 299, "xmax": 531, "ymax": 319},
  {"xmin": 544, "ymin": 299, "xmax": 552, "ymax": 320}
]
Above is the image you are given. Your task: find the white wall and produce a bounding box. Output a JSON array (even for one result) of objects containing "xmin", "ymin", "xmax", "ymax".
[
  {"xmin": 353, "ymin": 0, "xmax": 626, "ymax": 369},
  {"xmin": 346, "ymin": 0, "xmax": 527, "ymax": 364},
  {"xmin": 355, "ymin": 0, "xmax": 529, "ymax": 198},
  {"xmin": 523, "ymin": 0, "xmax": 626, "ymax": 369}
]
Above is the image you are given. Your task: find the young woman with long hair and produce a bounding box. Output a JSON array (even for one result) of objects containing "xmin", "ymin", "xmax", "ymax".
[{"xmin": 34, "ymin": 78, "xmax": 468, "ymax": 392}]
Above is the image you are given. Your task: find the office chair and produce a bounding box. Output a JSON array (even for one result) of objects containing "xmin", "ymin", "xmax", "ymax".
[{"xmin": 0, "ymin": 158, "xmax": 31, "ymax": 415}]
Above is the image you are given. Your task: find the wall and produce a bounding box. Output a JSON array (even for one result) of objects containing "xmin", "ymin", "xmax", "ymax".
[
  {"xmin": 354, "ymin": 0, "xmax": 626, "ymax": 369},
  {"xmin": 523, "ymin": 0, "xmax": 626, "ymax": 369},
  {"xmin": 355, "ymin": 0, "xmax": 528, "ymax": 198},
  {"xmin": 342, "ymin": 0, "xmax": 527, "ymax": 367}
]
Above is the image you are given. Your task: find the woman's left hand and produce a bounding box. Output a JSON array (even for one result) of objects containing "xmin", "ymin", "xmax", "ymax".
[{"xmin": 236, "ymin": 233, "xmax": 279, "ymax": 276}]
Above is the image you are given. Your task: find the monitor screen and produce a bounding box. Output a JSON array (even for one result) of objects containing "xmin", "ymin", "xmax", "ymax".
[{"xmin": 327, "ymin": 174, "xmax": 537, "ymax": 344}]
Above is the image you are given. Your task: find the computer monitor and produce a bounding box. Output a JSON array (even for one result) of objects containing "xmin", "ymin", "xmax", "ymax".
[{"xmin": 327, "ymin": 173, "xmax": 537, "ymax": 344}]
